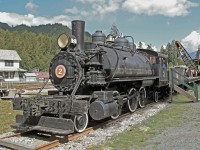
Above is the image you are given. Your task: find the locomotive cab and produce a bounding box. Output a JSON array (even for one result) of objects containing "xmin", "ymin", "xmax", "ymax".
[
  {"xmin": 136, "ymin": 49, "xmax": 168, "ymax": 87},
  {"xmin": 158, "ymin": 53, "xmax": 168, "ymax": 86}
]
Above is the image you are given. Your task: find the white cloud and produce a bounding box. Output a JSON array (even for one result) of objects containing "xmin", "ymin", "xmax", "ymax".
[
  {"xmin": 91, "ymin": 0, "xmax": 120, "ymax": 15},
  {"xmin": 136, "ymin": 42, "xmax": 158, "ymax": 51},
  {"xmin": 64, "ymin": 7, "xmax": 79, "ymax": 15},
  {"xmin": 162, "ymin": 45, "xmax": 167, "ymax": 49},
  {"xmin": 76, "ymin": 0, "xmax": 104, "ymax": 3},
  {"xmin": 0, "ymin": 12, "xmax": 72, "ymax": 27},
  {"xmin": 152, "ymin": 46, "xmax": 158, "ymax": 51},
  {"xmin": 181, "ymin": 31, "xmax": 200, "ymax": 52},
  {"xmin": 64, "ymin": 7, "xmax": 89, "ymax": 17},
  {"xmin": 67, "ymin": 0, "xmax": 121, "ymax": 19},
  {"xmin": 122, "ymin": 0, "xmax": 199, "ymax": 17},
  {"xmin": 25, "ymin": 1, "xmax": 38, "ymax": 13},
  {"xmin": 65, "ymin": 0, "xmax": 198, "ymax": 22}
]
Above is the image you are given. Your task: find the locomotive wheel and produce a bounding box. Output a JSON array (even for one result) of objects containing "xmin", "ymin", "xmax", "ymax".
[
  {"xmin": 154, "ymin": 91, "xmax": 159, "ymax": 103},
  {"xmin": 111, "ymin": 91, "xmax": 121, "ymax": 119},
  {"xmin": 111, "ymin": 106, "xmax": 122, "ymax": 119},
  {"xmin": 162, "ymin": 85, "xmax": 171, "ymax": 100},
  {"xmin": 74, "ymin": 113, "xmax": 88, "ymax": 132},
  {"xmin": 138, "ymin": 87, "xmax": 146, "ymax": 108},
  {"xmin": 127, "ymin": 88, "xmax": 138, "ymax": 112}
]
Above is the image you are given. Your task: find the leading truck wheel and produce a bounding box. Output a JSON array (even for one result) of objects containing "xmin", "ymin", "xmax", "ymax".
[
  {"xmin": 111, "ymin": 91, "xmax": 121, "ymax": 119},
  {"xmin": 127, "ymin": 88, "xmax": 138, "ymax": 112},
  {"xmin": 74, "ymin": 113, "xmax": 88, "ymax": 132},
  {"xmin": 111, "ymin": 107, "xmax": 121, "ymax": 119},
  {"xmin": 138, "ymin": 87, "xmax": 146, "ymax": 108}
]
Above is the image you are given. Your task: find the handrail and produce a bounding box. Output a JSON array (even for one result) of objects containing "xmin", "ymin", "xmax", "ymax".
[
  {"xmin": 170, "ymin": 68, "xmax": 199, "ymax": 102},
  {"xmin": 171, "ymin": 68, "xmax": 189, "ymax": 82}
]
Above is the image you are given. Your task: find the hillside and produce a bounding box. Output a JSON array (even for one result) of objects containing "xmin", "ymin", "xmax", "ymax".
[
  {"xmin": 0, "ymin": 22, "xmax": 91, "ymax": 71},
  {"xmin": 0, "ymin": 22, "xmax": 91, "ymax": 38}
]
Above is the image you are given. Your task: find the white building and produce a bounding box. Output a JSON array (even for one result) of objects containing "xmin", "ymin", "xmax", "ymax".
[
  {"xmin": 0, "ymin": 49, "xmax": 26, "ymax": 82},
  {"xmin": 24, "ymin": 73, "xmax": 37, "ymax": 82}
]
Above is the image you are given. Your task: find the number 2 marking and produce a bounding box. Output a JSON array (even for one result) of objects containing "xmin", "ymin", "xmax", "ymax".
[
  {"xmin": 55, "ymin": 65, "xmax": 66, "ymax": 78},
  {"xmin": 58, "ymin": 68, "xmax": 62, "ymax": 75}
]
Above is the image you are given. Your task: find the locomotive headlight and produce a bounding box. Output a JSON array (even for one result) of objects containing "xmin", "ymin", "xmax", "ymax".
[
  {"xmin": 58, "ymin": 34, "xmax": 69, "ymax": 49},
  {"xmin": 57, "ymin": 34, "xmax": 77, "ymax": 49}
]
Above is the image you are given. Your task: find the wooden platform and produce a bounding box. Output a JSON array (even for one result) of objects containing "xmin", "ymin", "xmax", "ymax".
[{"xmin": 174, "ymin": 84, "xmax": 196, "ymax": 102}]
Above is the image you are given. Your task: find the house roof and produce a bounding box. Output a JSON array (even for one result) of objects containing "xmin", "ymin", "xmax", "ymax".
[
  {"xmin": 24, "ymin": 73, "xmax": 37, "ymax": 77},
  {"xmin": 0, "ymin": 49, "xmax": 21, "ymax": 61},
  {"xmin": 0, "ymin": 68, "xmax": 26, "ymax": 72},
  {"xmin": 34, "ymin": 72, "xmax": 49, "ymax": 79}
]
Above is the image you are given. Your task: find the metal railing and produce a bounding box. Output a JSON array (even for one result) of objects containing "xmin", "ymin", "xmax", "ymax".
[{"xmin": 170, "ymin": 68, "xmax": 198, "ymax": 102}]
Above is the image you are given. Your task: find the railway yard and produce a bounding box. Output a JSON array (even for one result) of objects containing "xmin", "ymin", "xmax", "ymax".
[{"xmin": 0, "ymin": 84, "xmax": 199, "ymax": 150}]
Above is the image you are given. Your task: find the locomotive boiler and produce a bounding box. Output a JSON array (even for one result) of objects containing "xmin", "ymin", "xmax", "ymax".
[{"xmin": 12, "ymin": 20, "xmax": 170, "ymax": 135}]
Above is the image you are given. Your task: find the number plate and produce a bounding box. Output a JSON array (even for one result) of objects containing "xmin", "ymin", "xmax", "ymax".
[{"xmin": 55, "ymin": 65, "xmax": 66, "ymax": 78}]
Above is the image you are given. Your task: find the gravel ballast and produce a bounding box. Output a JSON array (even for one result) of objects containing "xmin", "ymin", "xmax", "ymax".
[
  {"xmin": 0, "ymin": 102, "xmax": 167, "ymax": 150},
  {"xmin": 53, "ymin": 103, "xmax": 167, "ymax": 150}
]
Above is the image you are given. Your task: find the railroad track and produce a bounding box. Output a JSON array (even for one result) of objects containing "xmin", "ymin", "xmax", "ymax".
[
  {"xmin": 68, "ymin": 101, "xmax": 161, "ymax": 140},
  {"xmin": 0, "ymin": 101, "xmax": 165, "ymax": 150},
  {"xmin": 0, "ymin": 132, "xmax": 59, "ymax": 150}
]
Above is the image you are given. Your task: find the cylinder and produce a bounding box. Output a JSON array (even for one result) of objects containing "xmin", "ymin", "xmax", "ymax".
[
  {"xmin": 89, "ymin": 101, "xmax": 118, "ymax": 120},
  {"xmin": 72, "ymin": 20, "xmax": 85, "ymax": 52}
]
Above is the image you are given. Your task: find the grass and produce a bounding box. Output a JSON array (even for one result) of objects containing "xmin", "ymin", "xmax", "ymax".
[
  {"xmin": 0, "ymin": 91, "xmax": 46, "ymax": 134},
  {"xmin": 0, "ymin": 86, "xmax": 197, "ymax": 148},
  {"xmin": 0, "ymin": 100, "xmax": 21, "ymax": 134},
  {"xmin": 23, "ymin": 91, "xmax": 48, "ymax": 96},
  {"xmin": 88, "ymin": 94, "xmax": 192, "ymax": 150}
]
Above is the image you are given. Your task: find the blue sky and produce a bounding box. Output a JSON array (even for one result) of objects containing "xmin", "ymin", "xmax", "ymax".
[{"xmin": 0, "ymin": 0, "xmax": 200, "ymax": 51}]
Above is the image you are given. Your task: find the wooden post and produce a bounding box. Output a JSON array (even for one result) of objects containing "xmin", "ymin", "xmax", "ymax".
[
  {"xmin": 169, "ymin": 68, "xmax": 174, "ymax": 103},
  {"xmin": 194, "ymin": 83, "xmax": 198, "ymax": 102}
]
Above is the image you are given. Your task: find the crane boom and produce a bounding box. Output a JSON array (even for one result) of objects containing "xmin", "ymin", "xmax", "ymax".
[{"xmin": 175, "ymin": 41, "xmax": 199, "ymax": 73}]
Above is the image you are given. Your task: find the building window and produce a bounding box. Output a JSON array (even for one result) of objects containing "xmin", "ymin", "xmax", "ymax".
[
  {"xmin": 5, "ymin": 60, "xmax": 14, "ymax": 67},
  {"xmin": 4, "ymin": 72, "xmax": 9, "ymax": 79},
  {"xmin": 150, "ymin": 56, "xmax": 156, "ymax": 63},
  {"xmin": 10, "ymin": 72, "xmax": 15, "ymax": 79}
]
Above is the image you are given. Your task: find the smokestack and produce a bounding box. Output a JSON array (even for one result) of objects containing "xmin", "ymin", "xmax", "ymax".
[{"xmin": 72, "ymin": 20, "xmax": 85, "ymax": 52}]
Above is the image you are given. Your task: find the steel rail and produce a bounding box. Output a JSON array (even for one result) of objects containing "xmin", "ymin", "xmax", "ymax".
[
  {"xmin": 34, "ymin": 140, "xmax": 59, "ymax": 150},
  {"xmin": 67, "ymin": 101, "xmax": 161, "ymax": 141},
  {"xmin": 0, "ymin": 101, "xmax": 164, "ymax": 150},
  {"xmin": 0, "ymin": 132, "xmax": 59, "ymax": 150}
]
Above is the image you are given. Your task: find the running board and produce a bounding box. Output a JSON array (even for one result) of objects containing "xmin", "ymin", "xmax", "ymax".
[{"xmin": 174, "ymin": 84, "xmax": 196, "ymax": 102}]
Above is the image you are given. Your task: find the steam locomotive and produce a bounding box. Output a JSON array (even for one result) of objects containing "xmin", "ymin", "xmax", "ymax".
[{"xmin": 12, "ymin": 20, "xmax": 170, "ymax": 135}]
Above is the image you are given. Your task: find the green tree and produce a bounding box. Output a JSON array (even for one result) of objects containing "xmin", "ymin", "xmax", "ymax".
[
  {"xmin": 163, "ymin": 41, "xmax": 181, "ymax": 66},
  {"xmin": 160, "ymin": 45, "xmax": 167, "ymax": 55}
]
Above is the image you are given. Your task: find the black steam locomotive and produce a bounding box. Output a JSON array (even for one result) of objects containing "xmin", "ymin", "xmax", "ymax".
[{"xmin": 12, "ymin": 20, "xmax": 170, "ymax": 135}]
